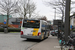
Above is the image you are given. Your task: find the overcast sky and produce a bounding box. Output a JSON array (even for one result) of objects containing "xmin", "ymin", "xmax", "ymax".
[
  {"xmin": 32, "ymin": 0, "xmax": 55, "ymax": 21},
  {"xmin": 32, "ymin": 0, "xmax": 75, "ymax": 21}
]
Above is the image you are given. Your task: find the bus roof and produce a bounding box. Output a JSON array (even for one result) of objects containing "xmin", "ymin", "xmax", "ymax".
[{"xmin": 23, "ymin": 19, "xmax": 46, "ymax": 21}]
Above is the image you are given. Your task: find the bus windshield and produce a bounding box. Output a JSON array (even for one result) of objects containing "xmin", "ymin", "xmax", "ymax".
[{"xmin": 23, "ymin": 20, "xmax": 40, "ymax": 28}]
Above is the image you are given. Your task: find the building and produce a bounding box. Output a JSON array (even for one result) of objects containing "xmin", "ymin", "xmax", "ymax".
[
  {"xmin": 70, "ymin": 15, "xmax": 75, "ymax": 26},
  {"xmin": 0, "ymin": 15, "xmax": 22, "ymax": 28},
  {"xmin": 9, "ymin": 18, "xmax": 22, "ymax": 28},
  {"xmin": 0, "ymin": 15, "xmax": 12, "ymax": 23}
]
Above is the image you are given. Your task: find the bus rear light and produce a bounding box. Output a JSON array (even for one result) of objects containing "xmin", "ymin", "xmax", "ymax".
[
  {"xmin": 69, "ymin": 49, "xmax": 71, "ymax": 50},
  {"xmin": 21, "ymin": 31, "xmax": 23, "ymax": 35},
  {"xmin": 53, "ymin": 32, "xmax": 55, "ymax": 33},
  {"xmin": 38, "ymin": 32, "xmax": 41, "ymax": 36}
]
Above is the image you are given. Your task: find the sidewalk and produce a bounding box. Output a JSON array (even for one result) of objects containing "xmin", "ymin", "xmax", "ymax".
[{"xmin": 28, "ymin": 36, "xmax": 61, "ymax": 50}]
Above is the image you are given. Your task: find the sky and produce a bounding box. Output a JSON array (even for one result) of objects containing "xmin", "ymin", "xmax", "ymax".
[
  {"xmin": 32, "ymin": 0, "xmax": 61, "ymax": 21},
  {"xmin": 32, "ymin": 0, "xmax": 75, "ymax": 21}
]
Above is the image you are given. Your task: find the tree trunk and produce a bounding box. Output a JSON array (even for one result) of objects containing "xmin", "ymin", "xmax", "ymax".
[
  {"xmin": 62, "ymin": 13, "xmax": 64, "ymax": 22},
  {"xmin": 6, "ymin": 14, "xmax": 9, "ymax": 32},
  {"xmin": 24, "ymin": 7, "xmax": 26, "ymax": 19},
  {"xmin": 24, "ymin": 12, "xmax": 26, "ymax": 19},
  {"xmin": 29, "ymin": 13, "xmax": 31, "ymax": 18},
  {"xmin": 6, "ymin": 8, "xmax": 9, "ymax": 33}
]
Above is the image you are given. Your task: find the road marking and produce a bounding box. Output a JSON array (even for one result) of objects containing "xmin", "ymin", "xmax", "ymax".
[{"xmin": 54, "ymin": 46, "xmax": 61, "ymax": 48}]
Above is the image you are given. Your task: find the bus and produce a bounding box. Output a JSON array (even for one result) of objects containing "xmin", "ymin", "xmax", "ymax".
[{"xmin": 21, "ymin": 19, "xmax": 50, "ymax": 40}]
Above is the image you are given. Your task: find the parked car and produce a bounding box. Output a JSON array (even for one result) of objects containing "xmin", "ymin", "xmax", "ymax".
[
  {"xmin": 72, "ymin": 26, "xmax": 75, "ymax": 30},
  {"xmin": 49, "ymin": 25, "xmax": 54, "ymax": 30},
  {"xmin": 50, "ymin": 30, "xmax": 58, "ymax": 36}
]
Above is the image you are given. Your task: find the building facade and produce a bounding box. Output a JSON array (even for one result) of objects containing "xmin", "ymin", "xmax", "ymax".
[
  {"xmin": 0, "ymin": 15, "xmax": 12, "ymax": 23},
  {"xmin": 70, "ymin": 16, "xmax": 75, "ymax": 26}
]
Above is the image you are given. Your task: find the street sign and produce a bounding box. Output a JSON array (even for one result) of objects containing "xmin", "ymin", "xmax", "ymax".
[
  {"xmin": 4, "ymin": 22, "xmax": 6, "ymax": 24},
  {"xmin": 4, "ymin": 19, "xmax": 6, "ymax": 24},
  {"xmin": 53, "ymin": 20, "xmax": 62, "ymax": 25}
]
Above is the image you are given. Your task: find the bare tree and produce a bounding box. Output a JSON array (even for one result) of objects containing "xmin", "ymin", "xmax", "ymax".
[
  {"xmin": 41, "ymin": 16, "xmax": 47, "ymax": 21},
  {"xmin": 20, "ymin": 0, "xmax": 28, "ymax": 19},
  {"xmin": 31, "ymin": 12, "xmax": 41, "ymax": 18},
  {"xmin": 45, "ymin": 0, "xmax": 75, "ymax": 22},
  {"xmin": 19, "ymin": 0, "xmax": 36, "ymax": 19},
  {"xmin": 0, "ymin": 0, "xmax": 20, "ymax": 31},
  {"xmin": 27, "ymin": 0, "xmax": 36, "ymax": 18}
]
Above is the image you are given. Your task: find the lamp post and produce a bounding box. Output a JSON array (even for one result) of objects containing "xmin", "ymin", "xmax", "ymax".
[
  {"xmin": 53, "ymin": 7, "xmax": 56, "ymax": 19},
  {"xmin": 53, "ymin": 7, "xmax": 56, "ymax": 36}
]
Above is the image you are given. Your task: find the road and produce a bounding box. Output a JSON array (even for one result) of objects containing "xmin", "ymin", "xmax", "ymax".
[{"xmin": 0, "ymin": 32, "xmax": 40, "ymax": 50}]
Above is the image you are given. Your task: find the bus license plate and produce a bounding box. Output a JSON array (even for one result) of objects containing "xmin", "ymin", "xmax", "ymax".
[{"xmin": 28, "ymin": 34, "xmax": 32, "ymax": 36}]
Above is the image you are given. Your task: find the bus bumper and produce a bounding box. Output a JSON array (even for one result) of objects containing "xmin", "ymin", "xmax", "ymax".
[{"xmin": 21, "ymin": 35, "xmax": 41, "ymax": 40}]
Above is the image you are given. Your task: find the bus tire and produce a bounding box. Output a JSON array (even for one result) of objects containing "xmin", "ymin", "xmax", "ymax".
[
  {"xmin": 26, "ymin": 38, "xmax": 30, "ymax": 40},
  {"xmin": 41, "ymin": 34, "xmax": 44, "ymax": 40},
  {"xmin": 44, "ymin": 33, "xmax": 46, "ymax": 39},
  {"xmin": 48, "ymin": 33, "xmax": 50, "ymax": 36},
  {"xmin": 46, "ymin": 34, "xmax": 49, "ymax": 38}
]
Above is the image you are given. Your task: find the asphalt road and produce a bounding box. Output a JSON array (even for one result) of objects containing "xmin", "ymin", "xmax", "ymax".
[{"xmin": 0, "ymin": 32, "xmax": 41, "ymax": 50}]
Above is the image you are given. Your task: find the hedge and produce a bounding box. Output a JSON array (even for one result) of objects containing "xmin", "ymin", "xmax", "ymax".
[{"xmin": 0, "ymin": 28, "xmax": 21, "ymax": 32}]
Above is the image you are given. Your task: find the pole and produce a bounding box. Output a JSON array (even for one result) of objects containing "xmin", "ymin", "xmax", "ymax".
[
  {"xmin": 53, "ymin": 8, "xmax": 56, "ymax": 36},
  {"xmin": 64, "ymin": 0, "xmax": 71, "ymax": 42},
  {"xmin": 54, "ymin": 8, "xmax": 56, "ymax": 19},
  {"xmin": 62, "ymin": 0, "xmax": 64, "ymax": 23},
  {"xmin": 53, "ymin": 7, "xmax": 56, "ymax": 19}
]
